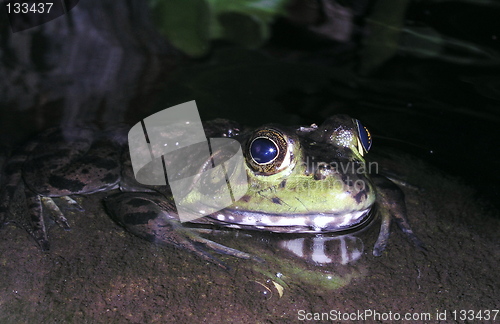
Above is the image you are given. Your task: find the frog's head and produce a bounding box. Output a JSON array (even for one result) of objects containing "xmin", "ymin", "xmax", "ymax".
[{"xmin": 210, "ymin": 115, "xmax": 376, "ymax": 233}]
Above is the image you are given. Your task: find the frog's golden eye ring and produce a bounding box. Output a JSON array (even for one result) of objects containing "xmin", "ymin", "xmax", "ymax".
[
  {"xmin": 247, "ymin": 128, "xmax": 292, "ymax": 175},
  {"xmin": 355, "ymin": 119, "xmax": 372, "ymax": 153}
]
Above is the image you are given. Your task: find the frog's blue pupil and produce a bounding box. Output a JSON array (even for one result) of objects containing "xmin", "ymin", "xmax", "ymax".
[
  {"xmin": 356, "ymin": 120, "xmax": 372, "ymax": 151},
  {"xmin": 251, "ymin": 138, "xmax": 278, "ymax": 163}
]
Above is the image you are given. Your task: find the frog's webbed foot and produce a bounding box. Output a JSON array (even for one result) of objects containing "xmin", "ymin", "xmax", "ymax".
[
  {"xmin": 165, "ymin": 224, "xmax": 261, "ymax": 269},
  {"xmin": 25, "ymin": 190, "xmax": 76, "ymax": 250},
  {"xmin": 2, "ymin": 180, "xmax": 50, "ymax": 250},
  {"xmin": 4, "ymin": 179, "xmax": 78, "ymax": 250},
  {"xmin": 371, "ymin": 175, "xmax": 425, "ymax": 256},
  {"xmin": 105, "ymin": 193, "xmax": 260, "ymax": 269},
  {"xmin": 1, "ymin": 180, "xmax": 48, "ymax": 250}
]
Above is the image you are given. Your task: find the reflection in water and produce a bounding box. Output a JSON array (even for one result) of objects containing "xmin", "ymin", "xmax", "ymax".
[
  {"xmin": 278, "ymin": 235, "xmax": 364, "ymax": 265},
  {"xmin": 0, "ymin": 0, "xmax": 175, "ymax": 141}
]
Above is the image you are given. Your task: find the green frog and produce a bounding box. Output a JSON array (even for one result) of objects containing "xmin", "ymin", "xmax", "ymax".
[{"xmin": 0, "ymin": 116, "xmax": 423, "ymax": 266}]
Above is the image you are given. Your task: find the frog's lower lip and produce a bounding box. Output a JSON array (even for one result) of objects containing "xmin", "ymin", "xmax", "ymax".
[{"xmin": 206, "ymin": 207, "xmax": 373, "ymax": 233}]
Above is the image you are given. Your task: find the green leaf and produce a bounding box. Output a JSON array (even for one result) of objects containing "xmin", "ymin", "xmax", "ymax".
[
  {"xmin": 149, "ymin": 0, "xmax": 292, "ymax": 56},
  {"xmin": 150, "ymin": 0, "xmax": 211, "ymax": 57}
]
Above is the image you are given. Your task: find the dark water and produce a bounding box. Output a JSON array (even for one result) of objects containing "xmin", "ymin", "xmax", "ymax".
[
  {"xmin": 150, "ymin": 48, "xmax": 499, "ymax": 212},
  {"xmin": 2, "ymin": 1, "xmax": 498, "ymax": 211},
  {"xmin": 1, "ymin": 1, "xmax": 499, "ymax": 322},
  {"xmin": 137, "ymin": 0, "xmax": 500, "ymax": 211}
]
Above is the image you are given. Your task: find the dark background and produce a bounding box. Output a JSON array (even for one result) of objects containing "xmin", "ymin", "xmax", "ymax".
[{"xmin": 1, "ymin": 0, "xmax": 499, "ymax": 207}]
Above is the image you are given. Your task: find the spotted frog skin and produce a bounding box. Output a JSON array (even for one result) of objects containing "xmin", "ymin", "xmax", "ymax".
[{"xmin": 0, "ymin": 116, "xmax": 423, "ymax": 265}]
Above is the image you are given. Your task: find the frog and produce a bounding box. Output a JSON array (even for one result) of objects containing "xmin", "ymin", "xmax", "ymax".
[{"xmin": 0, "ymin": 115, "xmax": 423, "ymax": 267}]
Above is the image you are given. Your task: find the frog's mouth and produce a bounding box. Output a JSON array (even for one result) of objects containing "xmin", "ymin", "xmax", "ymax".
[{"xmin": 205, "ymin": 207, "xmax": 373, "ymax": 233}]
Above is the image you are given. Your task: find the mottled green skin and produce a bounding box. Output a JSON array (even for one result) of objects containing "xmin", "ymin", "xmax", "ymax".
[
  {"xmin": 0, "ymin": 116, "xmax": 423, "ymax": 267},
  {"xmin": 221, "ymin": 116, "xmax": 375, "ymax": 225}
]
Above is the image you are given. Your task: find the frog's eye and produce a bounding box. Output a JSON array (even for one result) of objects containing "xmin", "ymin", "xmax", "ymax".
[
  {"xmin": 250, "ymin": 138, "xmax": 278, "ymax": 164},
  {"xmin": 355, "ymin": 119, "xmax": 372, "ymax": 153},
  {"xmin": 247, "ymin": 128, "xmax": 293, "ymax": 175}
]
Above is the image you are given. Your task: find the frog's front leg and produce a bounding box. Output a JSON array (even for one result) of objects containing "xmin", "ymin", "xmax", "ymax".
[
  {"xmin": 104, "ymin": 193, "xmax": 257, "ymax": 268},
  {"xmin": 371, "ymin": 174, "xmax": 425, "ymax": 256}
]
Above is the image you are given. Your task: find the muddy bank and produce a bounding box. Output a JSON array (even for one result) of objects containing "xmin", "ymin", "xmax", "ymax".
[{"xmin": 0, "ymin": 151, "xmax": 498, "ymax": 323}]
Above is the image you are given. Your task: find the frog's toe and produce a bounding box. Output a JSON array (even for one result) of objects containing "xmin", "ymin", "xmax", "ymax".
[
  {"xmin": 153, "ymin": 222, "xmax": 261, "ymax": 269},
  {"xmin": 184, "ymin": 230, "xmax": 263, "ymax": 262},
  {"xmin": 42, "ymin": 197, "xmax": 71, "ymax": 230},
  {"xmin": 57, "ymin": 196, "xmax": 84, "ymax": 212},
  {"xmin": 399, "ymin": 226, "xmax": 426, "ymax": 252},
  {"xmin": 105, "ymin": 193, "xmax": 260, "ymax": 269},
  {"xmin": 34, "ymin": 233, "xmax": 50, "ymax": 251},
  {"xmin": 168, "ymin": 231, "xmax": 231, "ymax": 269},
  {"xmin": 392, "ymin": 209, "xmax": 426, "ymax": 252},
  {"xmin": 372, "ymin": 174, "xmax": 425, "ymax": 255},
  {"xmin": 27, "ymin": 212, "xmax": 50, "ymax": 251},
  {"xmin": 373, "ymin": 206, "xmax": 426, "ymax": 256},
  {"xmin": 168, "ymin": 231, "xmax": 240, "ymax": 269},
  {"xmin": 139, "ymin": 220, "xmax": 258, "ymax": 269},
  {"xmin": 373, "ymin": 237, "xmax": 387, "ymax": 257}
]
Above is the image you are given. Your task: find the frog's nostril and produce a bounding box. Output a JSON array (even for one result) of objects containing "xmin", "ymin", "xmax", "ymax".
[{"xmin": 314, "ymin": 172, "xmax": 325, "ymax": 180}]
